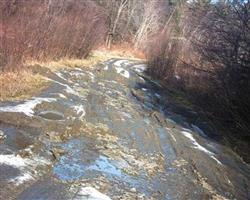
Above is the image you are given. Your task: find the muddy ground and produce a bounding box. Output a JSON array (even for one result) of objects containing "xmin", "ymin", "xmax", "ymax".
[{"xmin": 0, "ymin": 59, "xmax": 249, "ymax": 200}]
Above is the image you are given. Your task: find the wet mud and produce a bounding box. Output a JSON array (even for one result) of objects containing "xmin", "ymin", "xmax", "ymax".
[{"xmin": 0, "ymin": 59, "xmax": 249, "ymax": 200}]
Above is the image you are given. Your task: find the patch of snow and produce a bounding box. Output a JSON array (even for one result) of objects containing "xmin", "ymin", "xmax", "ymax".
[
  {"xmin": 182, "ymin": 128, "xmax": 192, "ymax": 132},
  {"xmin": 132, "ymin": 64, "xmax": 146, "ymax": 73},
  {"xmin": 10, "ymin": 172, "xmax": 34, "ymax": 185},
  {"xmin": 86, "ymin": 71, "xmax": 95, "ymax": 82},
  {"xmin": 72, "ymin": 105, "xmax": 86, "ymax": 120},
  {"xmin": 115, "ymin": 67, "xmax": 130, "ymax": 78},
  {"xmin": 120, "ymin": 112, "xmax": 132, "ymax": 119},
  {"xmin": 210, "ymin": 155, "xmax": 222, "ymax": 165},
  {"xmin": 55, "ymin": 72, "xmax": 68, "ymax": 81},
  {"xmin": 75, "ymin": 68, "xmax": 84, "ymax": 71},
  {"xmin": 113, "ymin": 60, "xmax": 126, "ymax": 67},
  {"xmin": 0, "ymin": 97, "xmax": 56, "ymax": 117},
  {"xmin": 98, "ymin": 82, "xmax": 105, "ymax": 87},
  {"xmin": 182, "ymin": 131, "xmax": 211, "ymax": 154},
  {"xmin": 167, "ymin": 129, "xmax": 177, "ymax": 142},
  {"xmin": 75, "ymin": 187, "xmax": 111, "ymax": 200},
  {"xmin": 154, "ymin": 93, "xmax": 161, "ymax": 99},
  {"xmin": 181, "ymin": 131, "xmax": 222, "ymax": 165},
  {"xmin": 174, "ymin": 74, "xmax": 181, "ymax": 80},
  {"xmin": 141, "ymin": 88, "xmax": 147, "ymax": 91},
  {"xmin": 105, "ymin": 80, "xmax": 118, "ymax": 84},
  {"xmin": 104, "ymin": 65, "xmax": 109, "ymax": 70},
  {"xmin": 69, "ymin": 71, "xmax": 85, "ymax": 77},
  {"xmin": 58, "ymin": 93, "xmax": 67, "ymax": 99},
  {"xmin": 191, "ymin": 125, "xmax": 207, "ymax": 138},
  {"xmin": 0, "ymin": 154, "xmax": 26, "ymax": 167},
  {"xmin": 0, "ymin": 154, "xmax": 50, "ymax": 185},
  {"xmin": 46, "ymin": 78, "xmax": 79, "ymax": 96},
  {"xmin": 104, "ymin": 59, "xmax": 115, "ymax": 65},
  {"xmin": 169, "ymin": 133, "xmax": 177, "ymax": 142}
]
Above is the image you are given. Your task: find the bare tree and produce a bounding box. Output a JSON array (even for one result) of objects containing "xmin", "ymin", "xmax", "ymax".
[
  {"xmin": 105, "ymin": 0, "xmax": 128, "ymax": 49},
  {"xmin": 133, "ymin": 0, "xmax": 163, "ymax": 49}
]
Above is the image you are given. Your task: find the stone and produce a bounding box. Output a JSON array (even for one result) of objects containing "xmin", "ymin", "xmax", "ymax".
[{"xmin": 75, "ymin": 187, "xmax": 111, "ymax": 200}]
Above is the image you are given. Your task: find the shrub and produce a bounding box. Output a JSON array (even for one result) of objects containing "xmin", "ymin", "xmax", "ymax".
[{"xmin": 0, "ymin": 0, "xmax": 107, "ymax": 70}]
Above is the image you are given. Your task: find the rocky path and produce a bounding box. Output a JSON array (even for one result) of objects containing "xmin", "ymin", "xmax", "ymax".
[{"xmin": 0, "ymin": 58, "xmax": 249, "ymax": 200}]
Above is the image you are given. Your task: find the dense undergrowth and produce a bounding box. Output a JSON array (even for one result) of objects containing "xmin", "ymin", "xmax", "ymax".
[{"xmin": 0, "ymin": 0, "xmax": 107, "ymax": 70}]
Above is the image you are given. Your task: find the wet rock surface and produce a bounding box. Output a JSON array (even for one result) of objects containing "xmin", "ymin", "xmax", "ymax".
[
  {"xmin": 38, "ymin": 110, "xmax": 64, "ymax": 120},
  {"xmin": 0, "ymin": 59, "xmax": 249, "ymax": 200}
]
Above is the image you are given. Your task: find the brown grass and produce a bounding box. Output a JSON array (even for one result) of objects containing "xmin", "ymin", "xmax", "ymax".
[
  {"xmin": 26, "ymin": 49, "xmax": 145, "ymax": 71},
  {"xmin": 0, "ymin": 0, "xmax": 107, "ymax": 70},
  {"xmin": 0, "ymin": 70, "xmax": 47, "ymax": 101},
  {"xmin": 97, "ymin": 44, "xmax": 146, "ymax": 60},
  {"xmin": 26, "ymin": 51, "xmax": 113, "ymax": 71},
  {"xmin": 0, "ymin": 48, "xmax": 144, "ymax": 102}
]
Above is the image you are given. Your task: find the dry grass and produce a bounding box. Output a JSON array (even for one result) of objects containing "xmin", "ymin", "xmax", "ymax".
[
  {"xmin": 0, "ymin": 70, "xmax": 47, "ymax": 101},
  {"xmin": 97, "ymin": 44, "xmax": 146, "ymax": 60},
  {"xmin": 26, "ymin": 51, "xmax": 112, "ymax": 71},
  {"xmin": 1, "ymin": 49, "xmax": 144, "ymax": 102},
  {"xmin": 26, "ymin": 49, "xmax": 145, "ymax": 71}
]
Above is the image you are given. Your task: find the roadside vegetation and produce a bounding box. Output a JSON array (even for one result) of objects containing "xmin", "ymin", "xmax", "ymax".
[
  {"xmin": 0, "ymin": 71, "xmax": 47, "ymax": 101},
  {"xmin": 145, "ymin": 1, "xmax": 250, "ymax": 161},
  {"xmin": 0, "ymin": 0, "xmax": 249, "ymax": 161}
]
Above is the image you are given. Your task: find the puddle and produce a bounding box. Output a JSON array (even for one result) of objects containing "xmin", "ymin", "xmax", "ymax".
[
  {"xmin": 88, "ymin": 155, "xmax": 122, "ymax": 177},
  {"xmin": 53, "ymin": 138, "xmax": 122, "ymax": 181}
]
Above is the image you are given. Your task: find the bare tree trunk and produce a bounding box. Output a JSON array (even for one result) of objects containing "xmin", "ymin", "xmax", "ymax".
[
  {"xmin": 106, "ymin": 0, "xmax": 127, "ymax": 49},
  {"xmin": 133, "ymin": 1, "xmax": 161, "ymax": 49}
]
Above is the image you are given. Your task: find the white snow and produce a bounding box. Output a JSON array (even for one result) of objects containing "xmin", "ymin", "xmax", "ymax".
[
  {"xmin": 105, "ymin": 80, "xmax": 118, "ymax": 84},
  {"xmin": 69, "ymin": 71, "xmax": 85, "ymax": 77},
  {"xmin": 72, "ymin": 105, "xmax": 86, "ymax": 120},
  {"xmin": 0, "ymin": 154, "xmax": 26, "ymax": 167},
  {"xmin": 58, "ymin": 93, "xmax": 67, "ymax": 99},
  {"xmin": 87, "ymin": 71, "xmax": 95, "ymax": 82},
  {"xmin": 181, "ymin": 131, "xmax": 222, "ymax": 165},
  {"xmin": 154, "ymin": 93, "xmax": 161, "ymax": 99},
  {"xmin": 191, "ymin": 124, "xmax": 207, "ymax": 138},
  {"xmin": 75, "ymin": 187, "xmax": 111, "ymax": 200},
  {"xmin": 132, "ymin": 64, "xmax": 146, "ymax": 73},
  {"xmin": 115, "ymin": 67, "xmax": 130, "ymax": 79},
  {"xmin": 120, "ymin": 112, "xmax": 132, "ymax": 119},
  {"xmin": 10, "ymin": 172, "xmax": 34, "ymax": 185},
  {"xmin": 55, "ymin": 72, "xmax": 68, "ymax": 81},
  {"xmin": 0, "ymin": 154, "xmax": 50, "ymax": 185},
  {"xmin": 113, "ymin": 60, "xmax": 126, "ymax": 67},
  {"xmin": 0, "ymin": 97, "xmax": 56, "ymax": 117},
  {"xmin": 104, "ymin": 65, "xmax": 109, "ymax": 70},
  {"xmin": 46, "ymin": 77, "xmax": 79, "ymax": 96},
  {"xmin": 174, "ymin": 74, "xmax": 181, "ymax": 80}
]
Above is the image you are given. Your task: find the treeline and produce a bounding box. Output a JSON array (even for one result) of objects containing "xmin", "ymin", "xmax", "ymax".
[
  {"xmin": 146, "ymin": 0, "xmax": 250, "ymax": 155},
  {"xmin": 0, "ymin": 0, "xmax": 107, "ymax": 70},
  {"xmin": 0, "ymin": 0, "xmax": 168, "ymax": 70}
]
